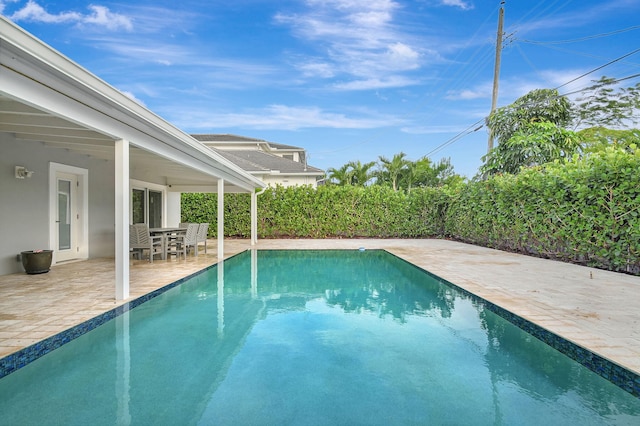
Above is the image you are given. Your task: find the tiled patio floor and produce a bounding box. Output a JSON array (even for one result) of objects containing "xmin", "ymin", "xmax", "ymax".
[{"xmin": 1, "ymin": 239, "xmax": 639, "ymax": 376}]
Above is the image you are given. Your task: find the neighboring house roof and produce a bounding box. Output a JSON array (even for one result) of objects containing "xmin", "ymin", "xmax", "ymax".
[
  {"xmin": 266, "ymin": 142, "xmax": 303, "ymax": 151},
  {"xmin": 192, "ymin": 134, "xmax": 304, "ymax": 151},
  {"xmin": 214, "ymin": 149, "xmax": 324, "ymax": 175},
  {"xmin": 192, "ymin": 134, "xmax": 322, "ymax": 179},
  {"xmin": 191, "ymin": 134, "xmax": 267, "ymax": 143}
]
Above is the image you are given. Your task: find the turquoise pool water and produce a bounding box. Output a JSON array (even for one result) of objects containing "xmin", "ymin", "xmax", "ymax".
[{"xmin": 0, "ymin": 250, "xmax": 639, "ymax": 425}]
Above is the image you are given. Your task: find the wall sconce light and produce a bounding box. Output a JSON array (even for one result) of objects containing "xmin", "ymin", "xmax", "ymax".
[{"xmin": 15, "ymin": 166, "xmax": 34, "ymax": 179}]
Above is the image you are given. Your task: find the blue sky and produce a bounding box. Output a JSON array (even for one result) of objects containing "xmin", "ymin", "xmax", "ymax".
[{"xmin": 2, "ymin": 0, "xmax": 639, "ymax": 177}]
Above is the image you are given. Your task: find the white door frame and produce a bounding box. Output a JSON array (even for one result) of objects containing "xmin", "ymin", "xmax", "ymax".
[{"xmin": 49, "ymin": 162, "xmax": 89, "ymax": 264}]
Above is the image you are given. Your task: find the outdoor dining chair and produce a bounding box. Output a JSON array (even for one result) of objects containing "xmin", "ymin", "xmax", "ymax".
[
  {"xmin": 130, "ymin": 224, "xmax": 164, "ymax": 262},
  {"xmin": 196, "ymin": 223, "xmax": 209, "ymax": 255},
  {"xmin": 167, "ymin": 223, "xmax": 199, "ymax": 259}
]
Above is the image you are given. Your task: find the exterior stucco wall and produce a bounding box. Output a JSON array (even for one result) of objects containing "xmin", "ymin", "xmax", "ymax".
[{"xmin": 0, "ymin": 133, "xmax": 116, "ymax": 275}]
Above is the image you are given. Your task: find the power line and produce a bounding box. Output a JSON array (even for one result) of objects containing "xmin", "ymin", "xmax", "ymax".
[
  {"xmin": 521, "ymin": 25, "xmax": 640, "ymax": 45},
  {"xmin": 559, "ymin": 72, "xmax": 640, "ymax": 98},
  {"xmin": 424, "ymin": 120, "xmax": 485, "ymax": 158},
  {"xmin": 517, "ymin": 42, "xmax": 640, "ymax": 66},
  {"xmin": 555, "ymin": 47, "xmax": 640, "ymax": 90}
]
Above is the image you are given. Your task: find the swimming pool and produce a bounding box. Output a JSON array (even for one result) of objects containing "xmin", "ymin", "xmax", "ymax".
[{"xmin": 0, "ymin": 249, "xmax": 638, "ymax": 425}]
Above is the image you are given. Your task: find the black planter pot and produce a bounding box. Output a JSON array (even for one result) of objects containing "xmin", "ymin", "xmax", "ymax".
[{"xmin": 21, "ymin": 250, "xmax": 53, "ymax": 274}]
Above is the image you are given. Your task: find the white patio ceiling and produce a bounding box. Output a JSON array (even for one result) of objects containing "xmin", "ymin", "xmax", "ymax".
[{"xmin": 0, "ymin": 94, "xmax": 258, "ymax": 193}]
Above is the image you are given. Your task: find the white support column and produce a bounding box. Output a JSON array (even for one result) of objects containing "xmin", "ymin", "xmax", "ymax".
[
  {"xmin": 251, "ymin": 191, "xmax": 258, "ymax": 246},
  {"xmin": 115, "ymin": 139, "xmax": 130, "ymax": 300},
  {"xmin": 217, "ymin": 179, "xmax": 224, "ymax": 261}
]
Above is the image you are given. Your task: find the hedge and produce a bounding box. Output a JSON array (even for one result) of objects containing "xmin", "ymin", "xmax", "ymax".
[
  {"xmin": 182, "ymin": 146, "xmax": 640, "ymax": 274},
  {"xmin": 181, "ymin": 185, "xmax": 448, "ymax": 239},
  {"xmin": 446, "ymin": 147, "xmax": 640, "ymax": 273}
]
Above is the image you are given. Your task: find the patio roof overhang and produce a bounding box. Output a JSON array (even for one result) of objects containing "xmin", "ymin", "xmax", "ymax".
[{"xmin": 0, "ymin": 16, "xmax": 266, "ymax": 194}]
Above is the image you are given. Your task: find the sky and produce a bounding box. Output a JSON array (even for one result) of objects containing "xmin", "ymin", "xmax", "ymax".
[{"xmin": 2, "ymin": 0, "xmax": 639, "ymax": 178}]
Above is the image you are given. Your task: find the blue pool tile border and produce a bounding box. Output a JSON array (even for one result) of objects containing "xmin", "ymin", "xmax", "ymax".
[
  {"xmin": 385, "ymin": 250, "xmax": 640, "ymax": 399},
  {"xmin": 0, "ymin": 261, "xmax": 221, "ymax": 380}
]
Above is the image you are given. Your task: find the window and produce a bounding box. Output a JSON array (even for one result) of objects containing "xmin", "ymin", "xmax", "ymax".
[
  {"xmin": 131, "ymin": 186, "xmax": 163, "ymax": 227},
  {"xmin": 132, "ymin": 189, "xmax": 145, "ymax": 224}
]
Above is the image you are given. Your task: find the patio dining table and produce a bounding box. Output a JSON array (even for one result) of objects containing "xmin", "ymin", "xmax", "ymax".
[{"xmin": 149, "ymin": 227, "xmax": 187, "ymax": 259}]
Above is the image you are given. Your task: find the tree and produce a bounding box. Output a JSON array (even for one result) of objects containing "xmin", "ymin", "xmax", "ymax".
[
  {"xmin": 377, "ymin": 152, "xmax": 410, "ymax": 191},
  {"xmin": 480, "ymin": 121, "xmax": 581, "ymax": 176},
  {"xmin": 327, "ymin": 161, "xmax": 376, "ymax": 186},
  {"xmin": 347, "ymin": 160, "xmax": 376, "ymax": 187},
  {"xmin": 327, "ymin": 155, "xmax": 462, "ymax": 190},
  {"xmin": 572, "ymin": 76, "xmax": 640, "ymax": 129},
  {"xmin": 482, "ymin": 89, "xmax": 577, "ymax": 177},
  {"xmin": 578, "ymin": 127, "xmax": 640, "ymax": 154},
  {"xmin": 486, "ymin": 88, "xmax": 572, "ymax": 146},
  {"xmin": 401, "ymin": 156, "xmax": 439, "ymax": 191},
  {"xmin": 326, "ymin": 164, "xmax": 353, "ymax": 186},
  {"xmin": 400, "ymin": 157, "xmax": 463, "ymax": 192}
]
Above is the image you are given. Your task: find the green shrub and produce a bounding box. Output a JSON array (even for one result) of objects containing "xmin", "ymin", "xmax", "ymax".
[{"xmin": 444, "ymin": 146, "xmax": 640, "ymax": 273}]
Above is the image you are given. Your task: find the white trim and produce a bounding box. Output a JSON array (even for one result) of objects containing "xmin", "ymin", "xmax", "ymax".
[{"xmin": 48, "ymin": 162, "xmax": 89, "ymax": 264}]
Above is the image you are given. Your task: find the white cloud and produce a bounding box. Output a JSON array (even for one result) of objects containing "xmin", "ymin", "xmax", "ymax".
[
  {"xmin": 0, "ymin": 0, "xmax": 20, "ymax": 15},
  {"xmin": 445, "ymin": 80, "xmax": 493, "ymax": 100},
  {"xmin": 441, "ymin": 0, "xmax": 474, "ymax": 11},
  {"xmin": 296, "ymin": 61, "xmax": 336, "ymax": 78},
  {"xmin": 9, "ymin": 1, "xmax": 81, "ymax": 24},
  {"xmin": 174, "ymin": 104, "xmax": 406, "ymax": 131},
  {"xmin": 446, "ymin": 89, "xmax": 486, "ymax": 100},
  {"xmin": 120, "ymin": 90, "xmax": 146, "ymax": 106},
  {"xmin": 275, "ymin": 0, "xmax": 424, "ymax": 90},
  {"xmin": 7, "ymin": 1, "xmax": 132, "ymax": 31},
  {"xmin": 386, "ymin": 42, "xmax": 420, "ymax": 69},
  {"xmin": 82, "ymin": 5, "xmax": 133, "ymax": 31},
  {"xmin": 401, "ymin": 125, "xmax": 471, "ymax": 134},
  {"xmin": 90, "ymin": 38, "xmax": 187, "ymax": 65},
  {"xmin": 333, "ymin": 76, "xmax": 419, "ymax": 90}
]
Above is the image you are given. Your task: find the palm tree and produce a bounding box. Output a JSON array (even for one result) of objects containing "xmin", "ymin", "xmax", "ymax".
[
  {"xmin": 326, "ymin": 164, "xmax": 353, "ymax": 185},
  {"xmin": 347, "ymin": 160, "xmax": 376, "ymax": 187},
  {"xmin": 378, "ymin": 152, "xmax": 409, "ymax": 191}
]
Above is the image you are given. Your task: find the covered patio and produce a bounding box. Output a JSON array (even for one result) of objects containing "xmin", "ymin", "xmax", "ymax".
[{"xmin": 1, "ymin": 16, "xmax": 265, "ymax": 301}]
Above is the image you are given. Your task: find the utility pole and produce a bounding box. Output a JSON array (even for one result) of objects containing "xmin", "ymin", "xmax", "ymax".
[{"xmin": 487, "ymin": 0, "xmax": 505, "ymax": 153}]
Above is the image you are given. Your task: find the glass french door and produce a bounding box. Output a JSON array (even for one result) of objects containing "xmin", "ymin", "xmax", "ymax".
[
  {"xmin": 56, "ymin": 172, "xmax": 78, "ymax": 262},
  {"xmin": 131, "ymin": 187, "xmax": 162, "ymax": 228}
]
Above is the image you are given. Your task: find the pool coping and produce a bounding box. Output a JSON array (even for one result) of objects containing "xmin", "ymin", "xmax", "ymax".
[{"xmin": 1, "ymin": 248, "xmax": 639, "ymax": 399}]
